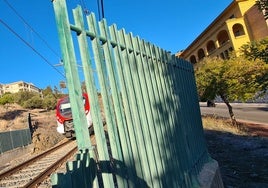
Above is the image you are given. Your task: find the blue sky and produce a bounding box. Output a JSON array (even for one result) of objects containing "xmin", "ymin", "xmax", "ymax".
[{"xmin": 0, "ymin": 0, "xmax": 232, "ymax": 90}]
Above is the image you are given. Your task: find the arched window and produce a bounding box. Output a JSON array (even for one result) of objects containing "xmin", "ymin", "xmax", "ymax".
[
  {"xmin": 198, "ymin": 49, "xmax": 205, "ymax": 60},
  {"xmin": 190, "ymin": 55, "xmax": 197, "ymax": 64},
  {"xmin": 207, "ymin": 40, "xmax": 216, "ymax": 54},
  {"xmin": 217, "ymin": 30, "xmax": 230, "ymax": 46},
  {"xmin": 232, "ymin": 23, "xmax": 245, "ymax": 37}
]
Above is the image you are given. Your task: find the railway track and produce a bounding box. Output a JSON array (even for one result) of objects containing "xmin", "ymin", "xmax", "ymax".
[{"xmin": 0, "ymin": 139, "xmax": 77, "ymax": 188}]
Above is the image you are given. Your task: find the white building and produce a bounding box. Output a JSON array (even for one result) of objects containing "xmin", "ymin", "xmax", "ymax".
[{"xmin": 0, "ymin": 81, "xmax": 41, "ymax": 96}]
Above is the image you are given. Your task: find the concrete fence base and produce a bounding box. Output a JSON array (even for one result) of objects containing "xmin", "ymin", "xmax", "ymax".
[{"xmin": 198, "ymin": 159, "xmax": 224, "ymax": 188}]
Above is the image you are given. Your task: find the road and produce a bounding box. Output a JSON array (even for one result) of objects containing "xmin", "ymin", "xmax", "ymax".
[{"xmin": 199, "ymin": 102, "xmax": 268, "ymax": 125}]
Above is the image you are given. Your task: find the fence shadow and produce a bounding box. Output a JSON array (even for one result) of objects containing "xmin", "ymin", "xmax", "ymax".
[
  {"xmin": 0, "ymin": 109, "xmax": 26, "ymax": 120},
  {"xmin": 52, "ymin": 150, "xmax": 149, "ymax": 188},
  {"xmin": 204, "ymin": 129, "xmax": 268, "ymax": 187}
]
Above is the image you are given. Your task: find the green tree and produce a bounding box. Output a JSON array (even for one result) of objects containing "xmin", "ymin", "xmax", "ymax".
[
  {"xmin": 14, "ymin": 91, "xmax": 36, "ymax": 106},
  {"xmin": 42, "ymin": 86, "xmax": 53, "ymax": 97},
  {"xmin": 23, "ymin": 95, "xmax": 43, "ymax": 109},
  {"xmin": 195, "ymin": 56, "xmax": 268, "ymax": 125},
  {"xmin": 42, "ymin": 93, "xmax": 57, "ymax": 110},
  {"xmin": 240, "ymin": 37, "xmax": 268, "ymax": 64},
  {"xmin": 0, "ymin": 93, "xmax": 14, "ymax": 105},
  {"xmin": 256, "ymin": 0, "xmax": 268, "ymax": 20}
]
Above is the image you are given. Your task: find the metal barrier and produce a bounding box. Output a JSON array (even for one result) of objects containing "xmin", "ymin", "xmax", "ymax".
[
  {"xmin": 51, "ymin": 0, "xmax": 212, "ymax": 187},
  {"xmin": 0, "ymin": 128, "xmax": 31, "ymax": 154}
]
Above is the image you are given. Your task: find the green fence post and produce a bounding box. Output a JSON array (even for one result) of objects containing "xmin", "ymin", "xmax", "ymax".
[{"xmin": 52, "ymin": 0, "xmax": 91, "ymax": 150}]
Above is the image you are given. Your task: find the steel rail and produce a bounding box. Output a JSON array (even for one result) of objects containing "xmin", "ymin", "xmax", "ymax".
[
  {"xmin": 0, "ymin": 139, "xmax": 73, "ymax": 179},
  {"xmin": 24, "ymin": 146, "xmax": 77, "ymax": 188}
]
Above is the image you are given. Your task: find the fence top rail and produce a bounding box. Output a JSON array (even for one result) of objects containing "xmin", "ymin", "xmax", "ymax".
[
  {"xmin": 69, "ymin": 10, "xmax": 193, "ymax": 72},
  {"xmin": 0, "ymin": 128, "xmax": 30, "ymax": 134}
]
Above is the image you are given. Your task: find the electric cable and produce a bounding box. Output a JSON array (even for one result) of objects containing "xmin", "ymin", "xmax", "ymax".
[
  {"xmin": 100, "ymin": 0, "xmax": 105, "ymax": 19},
  {"xmin": 0, "ymin": 19, "xmax": 65, "ymax": 78},
  {"xmin": 3, "ymin": 0, "xmax": 61, "ymax": 59},
  {"xmin": 97, "ymin": 0, "xmax": 105, "ymax": 20}
]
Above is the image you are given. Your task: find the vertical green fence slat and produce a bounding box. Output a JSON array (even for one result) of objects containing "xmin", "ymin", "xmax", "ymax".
[
  {"xmin": 163, "ymin": 49, "xmax": 183, "ymax": 186},
  {"xmin": 176, "ymin": 57, "xmax": 208, "ymax": 173},
  {"xmin": 73, "ymin": 6, "xmax": 105, "ymax": 186},
  {"xmin": 141, "ymin": 40, "xmax": 170, "ymax": 182},
  {"xmin": 153, "ymin": 46, "xmax": 183, "ymax": 186},
  {"xmin": 182, "ymin": 59, "xmax": 201, "ymax": 186},
  {"xmin": 53, "ymin": 0, "xmax": 91, "ymax": 150},
  {"xmin": 128, "ymin": 33, "xmax": 159, "ymax": 187},
  {"xmin": 168, "ymin": 49, "xmax": 191, "ymax": 186},
  {"xmin": 134, "ymin": 37, "xmax": 167, "ymax": 187},
  {"xmin": 86, "ymin": 13, "xmax": 115, "ymax": 187},
  {"xmin": 106, "ymin": 23, "xmax": 138, "ymax": 188},
  {"xmin": 176, "ymin": 59, "xmax": 196, "ymax": 176},
  {"xmin": 162, "ymin": 50, "xmax": 192, "ymax": 181},
  {"xmin": 98, "ymin": 18, "xmax": 129, "ymax": 188},
  {"xmin": 119, "ymin": 30, "xmax": 154, "ymax": 186},
  {"xmin": 157, "ymin": 47, "xmax": 185, "ymax": 186},
  {"xmin": 110, "ymin": 25, "xmax": 144, "ymax": 187},
  {"xmin": 173, "ymin": 58, "xmax": 195, "ymax": 172},
  {"xmin": 166, "ymin": 54, "xmax": 199, "ymax": 186},
  {"xmin": 164, "ymin": 54, "xmax": 188, "ymax": 186},
  {"xmin": 72, "ymin": 7, "xmax": 103, "ymax": 143},
  {"xmin": 172, "ymin": 57, "xmax": 197, "ymax": 186},
  {"xmin": 144, "ymin": 42, "xmax": 176, "ymax": 186}
]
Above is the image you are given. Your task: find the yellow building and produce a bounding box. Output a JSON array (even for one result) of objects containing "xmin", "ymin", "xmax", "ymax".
[
  {"xmin": 0, "ymin": 84, "xmax": 3, "ymax": 96},
  {"xmin": 0, "ymin": 81, "xmax": 41, "ymax": 96},
  {"xmin": 177, "ymin": 0, "xmax": 268, "ymax": 63}
]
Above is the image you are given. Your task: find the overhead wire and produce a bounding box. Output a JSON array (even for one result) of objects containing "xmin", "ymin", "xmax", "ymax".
[
  {"xmin": 97, "ymin": 0, "xmax": 105, "ymax": 20},
  {"xmin": 1, "ymin": 0, "xmax": 104, "ymax": 79},
  {"xmin": 2, "ymin": 0, "xmax": 66, "ymax": 80},
  {"xmin": 100, "ymin": 0, "xmax": 105, "ymax": 19},
  {"xmin": 0, "ymin": 19, "xmax": 65, "ymax": 78},
  {"xmin": 3, "ymin": 0, "xmax": 61, "ymax": 59}
]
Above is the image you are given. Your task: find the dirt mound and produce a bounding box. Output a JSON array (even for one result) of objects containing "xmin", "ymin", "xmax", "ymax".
[
  {"xmin": 31, "ymin": 127, "xmax": 66, "ymax": 154},
  {"xmin": 0, "ymin": 104, "xmax": 65, "ymax": 153},
  {"xmin": 0, "ymin": 104, "xmax": 28, "ymax": 131}
]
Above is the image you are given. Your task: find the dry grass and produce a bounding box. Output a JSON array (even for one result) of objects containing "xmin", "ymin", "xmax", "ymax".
[
  {"xmin": 0, "ymin": 104, "xmax": 28, "ymax": 131},
  {"xmin": 0, "ymin": 104, "xmax": 57, "ymax": 131},
  {"xmin": 201, "ymin": 115, "xmax": 248, "ymax": 136}
]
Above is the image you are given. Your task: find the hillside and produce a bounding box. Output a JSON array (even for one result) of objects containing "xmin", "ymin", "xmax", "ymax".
[
  {"xmin": 0, "ymin": 104, "xmax": 65, "ymax": 153},
  {"xmin": 0, "ymin": 104, "xmax": 56, "ymax": 131}
]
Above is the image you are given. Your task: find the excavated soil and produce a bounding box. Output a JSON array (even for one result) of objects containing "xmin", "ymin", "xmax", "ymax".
[{"xmin": 0, "ymin": 104, "xmax": 65, "ymax": 154}]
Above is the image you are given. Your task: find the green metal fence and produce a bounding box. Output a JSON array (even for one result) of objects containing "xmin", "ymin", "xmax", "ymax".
[
  {"xmin": 51, "ymin": 0, "xmax": 211, "ymax": 187},
  {"xmin": 0, "ymin": 128, "xmax": 31, "ymax": 154}
]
